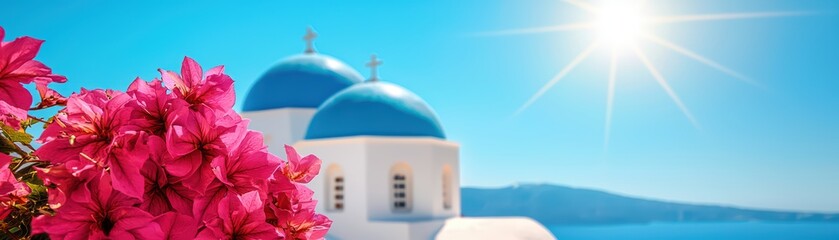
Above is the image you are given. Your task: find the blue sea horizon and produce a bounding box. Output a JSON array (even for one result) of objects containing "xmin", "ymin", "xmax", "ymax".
[{"xmin": 548, "ymin": 222, "xmax": 839, "ymax": 240}]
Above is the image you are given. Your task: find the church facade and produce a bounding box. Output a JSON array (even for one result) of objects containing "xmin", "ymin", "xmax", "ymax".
[{"xmin": 242, "ymin": 29, "xmax": 555, "ymax": 240}]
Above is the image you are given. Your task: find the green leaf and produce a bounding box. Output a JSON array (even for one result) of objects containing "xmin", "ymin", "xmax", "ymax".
[
  {"xmin": 26, "ymin": 181, "xmax": 46, "ymax": 194},
  {"xmin": 9, "ymin": 226, "xmax": 20, "ymax": 233},
  {"xmin": 1, "ymin": 123, "xmax": 33, "ymax": 143}
]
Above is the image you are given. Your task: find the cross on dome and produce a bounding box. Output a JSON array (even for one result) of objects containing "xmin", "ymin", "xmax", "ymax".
[
  {"xmin": 304, "ymin": 27, "xmax": 318, "ymax": 54},
  {"xmin": 366, "ymin": 54, "xmax": 383, "ymax": 82}
]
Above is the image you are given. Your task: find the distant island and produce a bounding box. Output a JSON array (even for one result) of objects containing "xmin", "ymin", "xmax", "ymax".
[{"xmin": 461, "ymin": 184, "xmax": 839, "ymax": 225}]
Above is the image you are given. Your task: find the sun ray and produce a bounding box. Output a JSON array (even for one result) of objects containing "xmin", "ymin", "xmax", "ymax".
[
  {"xmin": 642, "ymin": 34, "xmax": 762, "ymax": 88},
  {"xmin": 472, "ymin": 22, "xmax": 596, "ymax": 37},
  {"xmin": 648, "ymin": 11, "xmax": 813, "ymax": 24},
  {"xmin": 633, "ymin": 46, "xmax": 700, "ymax": 128},
  {"xmin": 493, "ymin": 1, "xmax": 809, "ymax": 145},
  {"xmin": 513, "ymin": 43, "xmax": 599, "ymax": 116},
  {"xmin": 604, "ymin": 50, "xmax": 618, "ymax": 149},
  {"xmin": 563, "ymin": 0, "xmax": 600, "ymax": 13}
]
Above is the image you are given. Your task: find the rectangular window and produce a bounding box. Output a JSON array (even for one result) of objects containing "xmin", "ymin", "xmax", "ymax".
[
  {"xmin": 443, "ymin": 170, "xmax": 453, "ymax": 210},
  {"xmin": 333, "ymin": 176, "xmax": 345, "ymax": 211},
  {"xmin": 393, "ymin": 173, "xmax": 409, "ymax": 210}
]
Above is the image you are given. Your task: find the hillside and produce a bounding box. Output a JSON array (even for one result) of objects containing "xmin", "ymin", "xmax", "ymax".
[{"xmin": 461, "ymin": 184, "xmax": 839, "ymax": 225}]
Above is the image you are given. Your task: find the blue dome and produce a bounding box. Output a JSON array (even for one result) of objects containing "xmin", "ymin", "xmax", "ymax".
[
  {"xmin": 306, "ymin": 81, "xmax": 446, "ymax": 140},
  {"xmin": 243, "ymin": 54, "xmax": 364, "ymax": 111}
]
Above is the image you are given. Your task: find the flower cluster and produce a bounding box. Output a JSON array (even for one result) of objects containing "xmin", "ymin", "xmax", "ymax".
[
  {"xmin": 0, "ymin": 25, "xmax": 67, "ymax": 231},
  {"xmin": 0, "ymin": 26, "xmax": 67, "ymax": 130},
  {"xmin": 0, "ymin": 25, "xmax": 331, "ymax": 239}
]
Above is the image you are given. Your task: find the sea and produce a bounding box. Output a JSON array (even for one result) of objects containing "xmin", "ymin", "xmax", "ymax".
[{"xmin": 548, "ymin": 222, "xmax": 839, "ymax": 240}]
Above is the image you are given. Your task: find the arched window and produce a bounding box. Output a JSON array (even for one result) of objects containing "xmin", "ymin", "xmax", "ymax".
[
  {"xmin": 390, "ymin": 163, "xmax": 413, "ymax": 212},
  {"xmin": 326, "ymin": 164, "xmax": 344, "ymax": 211},
  {"xmin": 442, "ymin": 164, "xmax": 453, "ymax": 210}
]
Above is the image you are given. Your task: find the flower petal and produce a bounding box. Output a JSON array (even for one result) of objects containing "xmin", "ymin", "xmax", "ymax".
[
  {"xmin": 0, "ymin": 36, "xmax": 44, "ymax": 77},
  {"xmin": 154, "ymin": 212, "xmax": 198, "ymax": 240},
  {"xmin": 180, "ymin": 56, "xmax": 203, "ymax": 89}
]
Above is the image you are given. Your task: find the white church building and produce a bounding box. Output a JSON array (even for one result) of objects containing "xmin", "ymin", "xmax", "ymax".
[{"xmin": 242, "ymin": 28, "xmax": 555, "ymax": 240}]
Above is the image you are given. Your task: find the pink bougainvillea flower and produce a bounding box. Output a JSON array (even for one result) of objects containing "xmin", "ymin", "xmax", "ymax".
[
  {"xmin": 264, "ymin": 182, "xmax": 310, "ymax": 222},
  {"xmin": 126, "ymin": 77, "xmax": 186, "ymax": 136},
  {"xmin": 140, "ymin": 135, "xmax": 198, "ymax": 216},
  {"xmin": 0, "ymin": 26, "xmax": 66, "ymax": 128},
  {"xmin": 191, "ymin": 180, "xmax": 230, "ymax": 223},
  {"xmin": 33, "ymin": 80, "xmax": 67, "ymax": 109},
  {"xmin": 32, "ymin": 173, "xmax": 163, "ymax": 239},
  {"xmin": 0, "ymin": 100, "xmax": 26, "ymax": 129},
  {"xmin": 165, "ymin": 105, "xmax": 244, "ymax": 192},
  {"xmin": 276, "ymin": 209, "xmax": 332, "ymax": 240},
  {"xmin": 105, "ymin": 132, "xmax": 149, "ymax": 200},
  {"xmin": 265, "ymin": 183, "xmax": 331, "ymax": 240},
  {"xmin": 35, "ymin": 159, "xmax": 98, "ymax": 209},
  {"xmin": 159, "ymin": 56, "xmax": 235, "ymax": 112},
  {"xmin": 280, "ymin": 145, "xmax": 321, "ymax": 183},
  {"xmin": 193, "ymin": 130, "xmax": 280, "ymax": 222},
  {"xmin": 36, "ymin": 89, "xmax": 134, "ymax": 165},
  {"xmin": 142, "ymin": 157, "xmax": 198, "ymax": 217},
  {"xmin": 211, "ymin": 130, "xmax": 280, "ymax": 194},
  {"xmin": 196, "ymin": 191, "xmax": 278, "ymax": 240},
  {"xmin": 154, "ymin": 212, "xmax": 198, "ymax": 240},
  {"xmin": 0, "ymin": 27, "xmax": 67, "ymax": 84},
  {"xmin": 36, "ymin": 89, "xmax": 148, "ymax": 199},
  {"xmin": 0, "ymin": 153, "xmax": 30, "ymax": 220},
  {"xmin": 14, "ymin": 54, "xmax": 334, "ymax": 239}
]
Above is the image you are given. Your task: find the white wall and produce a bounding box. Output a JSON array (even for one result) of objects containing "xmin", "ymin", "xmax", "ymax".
[
  {"xmin": 296, "ymin": 138, "xmax": 371, "ymax": 239},
  {"xmin": 295, "ymin": 136, "xmax": 460, "ymax": 240},
  {"xmin": 242, "ymin": 108, "xmax": 316, "ymax": 153},
  {"xmin": 433, "ymin": 143, "xmax": 461, "ymax": 217},
  {"xmin": 362, "ymin": 137, "xmax": 460, "ymax": 221},
  {"xmin": 435, "ymin": 217, "xmax": 557, "ymax": 240}
]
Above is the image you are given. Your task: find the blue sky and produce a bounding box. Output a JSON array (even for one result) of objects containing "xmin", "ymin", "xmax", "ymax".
[{"xmin": 2, "ymin": 0, "xmax": 838, "ymax": 212}]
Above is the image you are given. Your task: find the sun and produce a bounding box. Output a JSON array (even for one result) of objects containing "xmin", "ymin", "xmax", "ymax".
[
  {"xmin": 596, "ymin": 2, "xmax": 645, "ymax": 47},
  {"xmin": 476, "ymin": 0, "xmax": 810, "ymax": 148}
]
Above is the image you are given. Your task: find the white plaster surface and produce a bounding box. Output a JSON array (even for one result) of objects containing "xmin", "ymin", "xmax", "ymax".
[
  {"xmin": 242, "ymin": 107, "xmax": 316, "ymax": 152},
  {"xmin": 295, "ymin": 136, "xmax": 460, "ymax": 239},
  {"xmin": 435, "ymin": 217, "xmax": 557, "ymax": 240}
]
